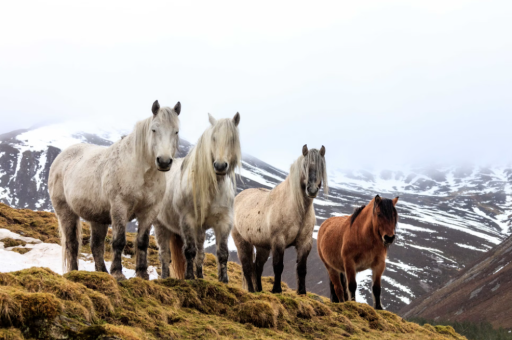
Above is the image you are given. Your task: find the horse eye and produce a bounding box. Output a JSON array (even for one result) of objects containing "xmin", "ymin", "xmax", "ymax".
[
  {"xmin": 152, "ymin": 129, "xmax": 156, "ymax": 133},
  {"xmin": 176, "ymin": 131, "xmax": 179, "ymax": 134}
]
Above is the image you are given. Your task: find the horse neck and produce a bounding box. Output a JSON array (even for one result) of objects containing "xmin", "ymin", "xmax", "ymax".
[
  {"xmin": 123, "ymin": 129, "xmax": 155, "ymax": 174},
  {"xmin": 278, "ymin": 176, "xmax": 313, "ymax": 215},
  {"xmin": 354, "ymin": 206, "xmax": 379, "ymax": 241}
]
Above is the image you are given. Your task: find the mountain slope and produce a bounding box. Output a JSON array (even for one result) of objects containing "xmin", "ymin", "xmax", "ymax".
[
  {"xmin": 400, "ymin": 233, "xmax": 512, "ymax": 329},
  {"xmin": 1, "ymin": 122, "xmax": 511, "ymax": 313}
]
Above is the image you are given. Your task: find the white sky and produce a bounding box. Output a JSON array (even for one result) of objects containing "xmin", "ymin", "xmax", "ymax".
[{"xmin": 1, "ymin": 1, "xmax": 511, "ymax": 170}]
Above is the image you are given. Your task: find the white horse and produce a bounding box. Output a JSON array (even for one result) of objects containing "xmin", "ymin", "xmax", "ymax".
[
  {"xmin": 232, "ymin": 145, "xmax": 328, "ymax": 294},
  {"xmin": 48, "ymin": 100, "xmax": 181, "ymax": 280},
  {"xmin": 154, "ymin": 112, "xmax": 241, "ymax": 283}
]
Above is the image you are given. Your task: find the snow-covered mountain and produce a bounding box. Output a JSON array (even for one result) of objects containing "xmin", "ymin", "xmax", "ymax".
[{"xmin": 1, "ymin": 122, "xmax": 511, "ymax": 313}]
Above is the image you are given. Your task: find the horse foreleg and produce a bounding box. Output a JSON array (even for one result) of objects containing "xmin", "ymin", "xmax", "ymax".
[
  {"xmin": 135, "ymin": 226, "xmax": 151, "ymax": 280},
  {"xmin": 195, "ymin": 230, "xmax": 206, "ymax": 279},
  {"xmin": 110, "ymin": 205, "xmax": 128, "ymax": 281},
  {"xmin": 254, "ymin": 247, "xmax": 270, "ymax": 292},
  {"xmin": 296, "ymin": 243, "xmax": 312, "ymax": 295},
  {"xmin": 271, "ymin": 242, "xmax": 285, "ymax": 294},
  {"xmin": 90, "ymin": 222, "xmax": 109, "ymax": 273},
  {"xmin": 154, "ymin": 222, "xmax": 171, "ymax": 279},
  {"xmin": 372, "ymin": 261, "xmax": 386, "ymax": 310},
  {"xmin": 327, "ymin": 267, "xmax": 344, "ymax": 303},
  {"xmin": 181, "ymin": 216, "xmax": 197, "ymax": 280},
  {"xmin": 215, "ymin": 232, "xmax": 230, "ymax": 284},
  {"xmin": 344, "ymin": 259, "xmax": 357, "ymax": 301}
]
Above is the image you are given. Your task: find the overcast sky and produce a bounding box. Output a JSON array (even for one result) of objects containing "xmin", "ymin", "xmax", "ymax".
[{"xmin": 1, "ymin": 1, "xmax": 511, "ymax": 171}]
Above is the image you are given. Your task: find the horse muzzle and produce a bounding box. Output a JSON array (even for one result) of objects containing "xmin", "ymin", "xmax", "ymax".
[
  {"xmin": 156, "ymin": 157, "xmax": 172, "ymax": 172},
  {"xmin": 382, "ymin": 235, "xmax": 395, "ymax": 245},
  {"xmin": 306, "ymin": 187, "xmax": 319, "ymax": 198},
  {"xmin": 214, "ymin": 162, "xmax": 228, "ymax": 175}
]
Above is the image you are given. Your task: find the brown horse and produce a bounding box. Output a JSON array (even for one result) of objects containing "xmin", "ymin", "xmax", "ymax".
[{"xmin": 317, "ymin": 195, "xmax": 398, "ymax": 310}]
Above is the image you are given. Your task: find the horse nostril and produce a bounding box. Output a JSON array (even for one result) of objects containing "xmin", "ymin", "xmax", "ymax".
[
  {"xmin": 384, "ymin": 235, "xmax": 395, "ymax": 244},
  {"xmin": 214, "ymin": 162, "xmax": 228, "ymax": 171},
  {"xmin": 157, "ymin": 157, "xmax": 161, "ymax": 163}
]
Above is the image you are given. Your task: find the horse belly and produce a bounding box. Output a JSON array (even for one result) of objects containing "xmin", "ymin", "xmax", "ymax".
[{"xmin": 239, "ymin": 215, "xmax": 272, "ymax": 249}]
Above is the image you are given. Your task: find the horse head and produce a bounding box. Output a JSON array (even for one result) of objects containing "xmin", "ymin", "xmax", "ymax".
[
  {"xmin": 149, "ymin": 100, "xmax": 181, "ymax": 172},
  {"xmin": 372, "ymin": 195, "xmax": 399, "ymax": 246},
  {"xmin": 207, "ymin": 112, "xmax": 241, "ymax": 176},
  {"xmin": 300, "ymin": 144, "xmax": 327, "ymax": 199}
]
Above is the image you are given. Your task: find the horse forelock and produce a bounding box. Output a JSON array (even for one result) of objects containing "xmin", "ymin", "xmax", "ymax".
[
  {"xmin": 185, "ymin": 117, "xmax": 241, "ymax": 224},
  {"xmin": 134, "ymin": 107, "xmax": 180, "ymax": 163},
  {"xmin": 374, "ymin": 198, "xmax": 398, "ymax": 225},
  {"xmin": 289, "ymin": 148, "xmax": 328, "ymax": 213}
]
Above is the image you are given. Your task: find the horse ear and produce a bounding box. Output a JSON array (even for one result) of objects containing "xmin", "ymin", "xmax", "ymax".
[
  {"xmin": 320, "ymin": 145, "xmax": 326, "ymax": 157},
  {"xmin": 174, "ymin": 101, "xmax": 181, "ymax": 115},
  {"xmin": 392, "ymin": 196, "xmax": 399, "ymax": 206},
  {"xmin": 302, "ymin": 144, "xmax": 308, "ymax": 156},
  {"xmin": 152, "ymin": 100, "xmax": 160, "ymax": 115},
  {"xmin": 374, "ymin": 195, "xmax": 382, "ymax": 205},
  {"xmin": 233, "ymin": 112, "xmax": 240, "ymax": 127},
  {"xmin": 208, "ymin": 113, "xmax": 217, "ymax": 126}
]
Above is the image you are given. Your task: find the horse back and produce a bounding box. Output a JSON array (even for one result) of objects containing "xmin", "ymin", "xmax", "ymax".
[
  {"xmin": 49, "ymin": 143, "xmax": 114, "ymax": 222},
  {"xmin": 317, "ymin": 216, "xmax": 350, "ymax": 271}
]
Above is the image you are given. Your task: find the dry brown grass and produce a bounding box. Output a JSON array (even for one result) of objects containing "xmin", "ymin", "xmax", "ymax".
[{"xmin": 0, "ymin": 203, "xmax": 467, "ymax": 339}]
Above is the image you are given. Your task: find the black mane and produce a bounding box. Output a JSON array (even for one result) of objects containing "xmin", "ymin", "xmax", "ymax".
[{"xmin": 350, "ymin": 205, "xmax": 366, "ymax": 226}]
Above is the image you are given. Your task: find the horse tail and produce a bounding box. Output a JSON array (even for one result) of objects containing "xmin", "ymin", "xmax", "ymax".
[
  {"xmin": 58, "ymin": 212, "xmax": 82, "ymax": 273},
  {"xmin": 169, "ymin": 232, "xmax": 186, "ymax": 279}
]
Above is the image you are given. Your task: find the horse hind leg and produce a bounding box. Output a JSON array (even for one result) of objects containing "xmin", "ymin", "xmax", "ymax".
[
  {"xmin": 232, "ymin": 227, "xmax": 255, "ymax": 292},
  {"xmin": 55, "ymin": 204, "xmax": 81, "ymax": 273},
  {"xmin": 154, "ymin": 221, "xmax": 172, "ymax": 279},
  {"xmin": 254, "ymin": 247, "xmax": 270, "ymax": 292},
  {"xmin": 215, "ymin": 231, "xmax": 230, "ymax": 284},
  {"xmin": 340, "ymin": 272, "xmax": 349, "ymax": 302},
  {"xmin": 180, "ymin": 216, "xmax": 197, "ymax": 280},
  {"xmin": 89, "ymin": 222, "xmax": 109, "ymax": 273},
  {"xmin": 327, "ymin": 267, "xmax": 345, "ymax": 303}
]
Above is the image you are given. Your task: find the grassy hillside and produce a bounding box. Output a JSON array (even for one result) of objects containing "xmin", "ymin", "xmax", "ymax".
[{"xmin": 0, "ymin": 204, "xmax": 466, "ymax": 339}]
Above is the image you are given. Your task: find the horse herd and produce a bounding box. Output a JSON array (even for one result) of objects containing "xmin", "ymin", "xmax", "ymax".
[{"xmin": 48, "ymin": 100, "xmax": 399, "ymax": 310}]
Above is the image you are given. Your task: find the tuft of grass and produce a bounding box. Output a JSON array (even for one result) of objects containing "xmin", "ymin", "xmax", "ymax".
[
  {"xmin": 1, "ymin": 238, "xmax": 27, "ymax": 248},
  {"xmin": 11, "ymin": 248, "xmax": 31, "ymax": 255}
]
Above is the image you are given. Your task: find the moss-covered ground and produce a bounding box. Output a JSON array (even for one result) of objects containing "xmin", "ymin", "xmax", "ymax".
[{"xmin": 0, "ymin": 203, "xmax": 466, "ymax": 339}]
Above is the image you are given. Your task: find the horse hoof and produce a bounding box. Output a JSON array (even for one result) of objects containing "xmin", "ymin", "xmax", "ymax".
[
  {"xmin": 297, "ymin": 290, "xmax": 307, "ymax": 295},
  {"xmin": 112, "ymin": 272, "xmax": 127, "ymax": 281},
  {"xmin": 271, "ymin": 287, "xmax": 282, "ymax": 294},
  {"xmin": 218, "ymin": 276, "xmax": 229, "ymax": 284},
  {"xmin": 136, "ymin": 271, "xmax": 150, "ymax": 280},
  {"xmin": 185, "ymin": 273, "xmax": 195, "ymax": 280}
]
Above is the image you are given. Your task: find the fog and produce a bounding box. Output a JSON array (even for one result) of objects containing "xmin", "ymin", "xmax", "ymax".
[{"xmin": 1, "ymin": 1, "xmax": 511, "ymax": 171}]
